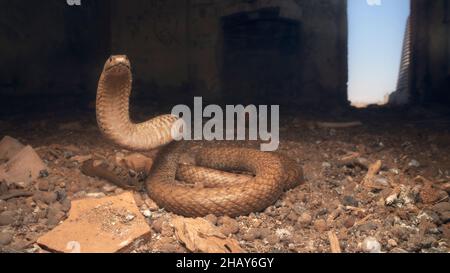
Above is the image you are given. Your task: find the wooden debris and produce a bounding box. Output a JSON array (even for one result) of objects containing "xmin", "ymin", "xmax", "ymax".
[
  {"xmin": 337, "ymin": 152, "xmax": 369, "ymax": 169},
  {"xmin": 0, "ymin": 190, "xmax": 33, "ymax": 201},
  {"xmin": 70, "ymin": 155, "xmax": 92, "ymax": 164},
  {"xmin": 355, "ymin": 214, "xmax": 373, "ymax": 226},
  {"xmin": 328, "ymin": 231, "xmax": 342, "ymax": 253},
  {"xmin": 171, "ymin": 216, "xmax": 245, "ymax": 253},
  {"xmin": 362, "ymin": 160, "xmax": 382, "ymax": 187},
  {"xmin": 316, "ymin": 121, "xmax": 363, "ymax": 129},
  {"xmin": 327, "ymin": 205, "xmax": 343, "ymax": 225}
]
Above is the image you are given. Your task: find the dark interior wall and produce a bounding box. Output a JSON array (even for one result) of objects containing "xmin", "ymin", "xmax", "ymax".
[
  {"xmin": 411, "ymin": 0, "xmax": 450, "ymax": 105},
  {"xmin": 0, "ymin": 0, "xmax": 348, "ymax": 108},
  {"xmin": 110, "ymin": 0, "xmax": 190, "ymax": 104},
  {"xmin": 111, "ymin": 0, "xmax": 348, "ymax": 106},
  {"xmin": 0, "ymin": 0, "xmax": 110, "ymax": 98}
]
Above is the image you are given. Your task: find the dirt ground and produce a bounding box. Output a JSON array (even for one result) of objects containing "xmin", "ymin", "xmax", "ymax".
[{"xmin": 0, "ymin": 103, "xmax": 449, "ymax": 253}]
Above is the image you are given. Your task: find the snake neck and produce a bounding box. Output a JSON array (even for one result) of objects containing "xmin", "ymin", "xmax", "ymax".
[{"xmin": 96, "ymin": 69, "xmax": 178, "ymax": 151}]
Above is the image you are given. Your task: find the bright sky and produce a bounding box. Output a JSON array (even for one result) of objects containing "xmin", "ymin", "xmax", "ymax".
[{"xmin": 348, "ymin": 0, "xmax": 410, "ymax": 105}]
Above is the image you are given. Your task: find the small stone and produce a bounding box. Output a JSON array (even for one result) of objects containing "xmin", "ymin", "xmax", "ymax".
[
  {"xmin": 204, "ymin": 214, "xmax": 218, "ymax": 226},
  {"xmin": 343, "ymin": 217, "xmax": 355, "ymax": 228},
  {"xmin": 0, "ymin": 231, "xmax": 13, "ymax": 246},
  {"xmin": 266, "ymin": 234, "xmax": 280, "ymax": 245},
  {"xmin": 161, "ymin": 222, "xmax": 174, "ymax": 237},
  {"xmin": 46, "ymin": 204, "xmax": 65, "ymax": 227},
  {"xmin": 242, "ymin": 229, "xmax": 260, "ymax": 241},
  {"xmin": 313, "ymin": 219, "xmax": 328, "ymax": 232},
  {"xmin": 219, "ymin": 216, "xmax": 240, "ymax": 236},
  {"xmin": 275, "ymin": 228, "xmax": 292, "ymax": 242},
  {"xmin": 442, "ymin": 224, "xmax": 450, "ymax": 240},
  {"xmin": 439, "ymin": 211, "xmax": 450, "ymax": 224},
  {"xmin": 144, "ymin": 198, "xmax": 159, "ymax": 211},
  {"xmin": 358, "ymin": 221, "xmax": 379, "ymax": 232},
  {"xmin": 86, "ymin": 192, "xmax": 106, "ymax": 199},
  {"xmin": 38, "ymin": 180, "xmax": 50, "ymax": 191},
  {"xmin": 432, "ymin": 202, "xmax": 450, "ymax": 213},
  {"xmin": 416, "ymin": 236, "xmax": 436, "ymax": 249},
  {"xmin": 12, "ymin": 239, "xmax": 33, "ymax": 250},
  {"xmin": 33, "ymin": 191, "xmax": 58, "ymax": 204},
  {"xmin": 114, "ymin": 188, "xmax": 124, "ymax": 195},
  {"xmin": 342, "ymin": 196, "xmax": 359, "ymax": 207},
  {"xmin": 420, "ymin": 186, "xmax": 448, "ymax": 204},
  {"xmin": 55, "ymin": 190, "xmax": 67, "ymax": 202},
  {"xmin": 152, "ymin": 218, "xmax": 164, "ymax": 233},
  {"xmin": 361, "ymin": 237, "xmax": 382, "ymax": 253},
  {"xmin": 316, "ymin": 208, "xmax": 328, "ymax": 217},
  {"xmin": 390, "ymin": 247, "xmax": 408, "ymax": 253},
  {"xmin": 385, "ymin": 192, "xmax": 400, "ymax": 206},
  {"xmin": 60, "ymin": 198, "xmax": 72, "ymax": 213},
  {"xmin": 0, "ymin": 211, "xmax": 16, "ymax": 226},
  {"xmin": 387, "ymin": 239, "xmax": 398, "ymax": 248},
  {"xmin": 287, "ymin": 211, "xmax": 298, "ymax": 222},
  {"xmin": 391, "ymin": 226, "xmax": 410, "ymax": 241},
  {"xmin": 373, "ymin": 176, "xmax": 389, "ymax": 188},
  {"xmin": 258, "ymin": 228, "xmax": 271, "ymax": 238},
  {"xmin": 297, "ymin": 212, "xmax": 312, "ymax": 227},
  {"xmin": 440, "ymin": 183, "xmax": 450, "ymax": 194},
  {"xmin": 431, "ymin": 202, "xmax": 450, "ymax": 223},
  {"xmin": 125, "ymin": 214, "xmax": 136, "ymax": 222},
  {"xmin": 322, "ymin": 162, "xmax": 332, "ymax": 169},
  {"xmin": 408, "ymin": 160, "xmax": 420, "ymax": 168},
  {"xmin": 159, "ymin": 242, "xmax": 181, "ymax": 253},
  {"xmin": 102, "ymin": 184, "xmax": 117, "ymax": 193},
  {"xmin": 73, "ymin": 191, "xmax": 87, "ymax": 198},
  {"xmin": 142, "ymin": 210, "xmax": 152, "ymax": 218},
  {"xmin": 133, "ymin": 193, "xmax": 144, "ymax": 207}
]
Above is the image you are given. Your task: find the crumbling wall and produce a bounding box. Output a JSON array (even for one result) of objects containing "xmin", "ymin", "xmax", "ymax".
[{"xmin": 411, "ymin": 0, "xmax": 450, "ymax": 105}]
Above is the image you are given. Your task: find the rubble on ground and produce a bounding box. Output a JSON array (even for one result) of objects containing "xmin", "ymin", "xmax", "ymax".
[{"xmin": 0, "ymin": 110, "xmax": 449, "ymax": 253}]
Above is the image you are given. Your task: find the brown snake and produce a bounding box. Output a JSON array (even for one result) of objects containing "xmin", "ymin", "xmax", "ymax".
[{"xmin": 94, "ymin": 55, "xmax": 304, "ymax": 217}]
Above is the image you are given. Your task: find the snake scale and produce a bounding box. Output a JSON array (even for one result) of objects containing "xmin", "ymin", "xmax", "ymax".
[{"xmin": 93, "ymin": 55, "xmax": 304, "ymax": 217}]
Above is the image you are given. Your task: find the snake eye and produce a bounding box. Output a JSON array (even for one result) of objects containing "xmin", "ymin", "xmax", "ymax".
[{"xmin": 109, "ymin": 57, "xmax": 113, "ymax": 62}]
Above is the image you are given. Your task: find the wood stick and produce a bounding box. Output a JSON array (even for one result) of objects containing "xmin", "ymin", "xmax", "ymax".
[
  {"xmin": 362, "ymin": 160, "xmax": 382, "ymax": 186},
  {"xmin": 328, "ymin": 231, "xmax": 342, "ymax": 253},
  {"xmin": 317, "ymin": 121, "xmax": 363, "ymax": 129},
  {"xmin": 0, "ymin": 190, "xmax": 33, "ymax": 201}
]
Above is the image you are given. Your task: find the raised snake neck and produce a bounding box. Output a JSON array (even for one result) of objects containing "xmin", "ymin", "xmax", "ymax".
[{"xmin": 95, "ymin": 55, "xmax": 304, "ymax": 217}]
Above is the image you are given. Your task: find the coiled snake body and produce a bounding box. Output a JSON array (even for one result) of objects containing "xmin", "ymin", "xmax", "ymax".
[{"xmin": 95, "ymin": 55, "xmax": 304, "ymax": 217}]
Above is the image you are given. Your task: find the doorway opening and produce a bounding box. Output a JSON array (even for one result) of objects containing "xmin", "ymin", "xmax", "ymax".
[
  {"xmin": 221, "ymin": 8, "xmax": 301, "ymax": 105},
  {"xmin": 348, "ymin": 0, "xmax": 411, "ymax": 107}
]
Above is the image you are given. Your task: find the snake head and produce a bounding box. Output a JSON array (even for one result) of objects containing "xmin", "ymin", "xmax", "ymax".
[{"xmin": 103, "ymin": 55, "xmax": 131, "ymax": 76}]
